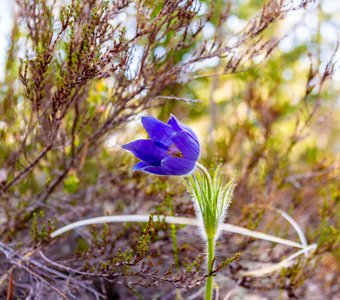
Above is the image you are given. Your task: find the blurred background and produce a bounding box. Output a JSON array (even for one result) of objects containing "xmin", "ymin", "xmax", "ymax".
[{"xmin": 0, "ymin": 0, "xmax": 339, "ymax": 299}]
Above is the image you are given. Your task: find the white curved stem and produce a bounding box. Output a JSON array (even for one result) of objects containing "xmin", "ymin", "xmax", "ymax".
[
  {"xmin": 51, "ymin": 214, "xmax": 303, "ymax": 248},
  {"xmin": 274, "ymin": 208, "xmax": 308, "ymax": 249},
  {"xmin": 238, "ymin": 243, "xmax": 317, "ymax": 277}
]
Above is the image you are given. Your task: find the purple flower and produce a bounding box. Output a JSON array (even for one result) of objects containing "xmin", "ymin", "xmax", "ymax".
[{"xmin": 122, "ymin": 114, "xmax": 200, "ymax": 175}]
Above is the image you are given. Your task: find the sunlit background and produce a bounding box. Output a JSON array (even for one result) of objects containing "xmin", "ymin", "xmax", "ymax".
[
  {"xmin": 1, "ymin": 1, "xmax": 340, "ymax": 83},
  {"xmin": 0, "ymin": 1, "xmax": 339, "ymax": 298}
]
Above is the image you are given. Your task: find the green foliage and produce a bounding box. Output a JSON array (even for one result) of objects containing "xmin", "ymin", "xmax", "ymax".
[
  {"xmin": 75, "ymin": 237, "xmax": 89, "ymax": 256},
  {"xmin": 185, "ymin": 164, "xmax": 236, "ymax": 239},
  {"xmin": 63, "ymin": 172, "xmax": 80, "ymax": 193},
  {"xmin": 184, "ymin": 254, "xmax": 205, "ymax": 272},
  {"xmin": 0, "ymin": 0, "xmax": 339, "ymax": 298},
  {"xmin": 213, "ymin": 252, "xmax": 241, "ymax": 274},
  {"xmin": 241, "ymin": 205, "xmax": 265, "ymax": 230},
  {"xmin": 135, "ymin": 220, "xmax": 152, "ymax": 259},
  {"xmin": 30, "ymin": 211, "xmax": 57, "ymax": 244},
  {"xmin": 279, "ymin": 260, "xmax": 306, "ymax": 290},
  {"xmin": 185, "ymin": 164, "xmax": 236, "ymax": 300}
]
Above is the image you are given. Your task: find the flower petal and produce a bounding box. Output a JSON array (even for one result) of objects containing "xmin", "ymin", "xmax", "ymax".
[
  {"xmin": 133, "ymin": 162, "xmax": 167, "ymax": 175},
  {"xmin": 141, "ymin": 116, "xmax": 176, "ymax": 147},
  {"xmin": 170, "ymin": 131, "xmax": 200, "ymax": 161},
  {"xmin": 167, "ymin": 114, "xmax": 199, "ymax": 144},
  {"xmin": 122, "ymin": 139, "xmax": 167, "ymax": 165},
  {"xmin": 161, "ymin": 157, "xmax": 196, "ymax": 175}
]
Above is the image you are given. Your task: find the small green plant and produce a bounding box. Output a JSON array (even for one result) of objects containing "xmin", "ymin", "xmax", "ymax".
[
  {"xmin": 185, "ymin": 163, "xmax": 236, "ymax": 300},
  {"xmin": 30, "ymin": 211, "xmax": 57, "ymax": 244}
]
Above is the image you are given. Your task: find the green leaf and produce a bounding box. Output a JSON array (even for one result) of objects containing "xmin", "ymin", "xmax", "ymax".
[{"xmin": 185, "ymin": 163, "xmax": 236, "ymax": 240}]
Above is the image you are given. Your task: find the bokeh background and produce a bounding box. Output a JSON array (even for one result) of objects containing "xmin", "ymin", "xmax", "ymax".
[{"xmin": 0, "ymin": 1, "xmax": 339, "ymax": 299}]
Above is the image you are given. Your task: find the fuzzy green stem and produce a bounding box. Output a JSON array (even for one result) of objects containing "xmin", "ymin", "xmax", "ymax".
[
  {"xmin": 195, "ymin": 162, "xmax": 217, "ymax": 299},
  {"xmin": 205, "ymin": 236, "xmax": 215, "ymax": 300}
]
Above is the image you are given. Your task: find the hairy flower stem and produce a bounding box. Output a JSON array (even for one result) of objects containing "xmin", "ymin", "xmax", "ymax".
[
  {"xmin": 205, "ymin": 236, "xmax": 215, "ymax": 300},
  {"xmin": 195, "ymin": 162, "xmax": 216, "ymax": 300}
]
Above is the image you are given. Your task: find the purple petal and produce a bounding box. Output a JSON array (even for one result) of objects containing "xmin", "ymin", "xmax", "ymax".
[
  {"xmin": 161, "ymin": 157, "xmax": 196, "ymax": 175},
  {"xmin": 122, "ymin": 139, "xmax": 167, "ymax": 165},
  {"xmin": 167, "ymin": 114, "xmax": 199, "ymax": 144},
  {"xmin": 141, "ymin": 116, "xmax": 176, "ymax": 147},
  {"xmin": 170, "ymin": 131, "xmax": 200, "ymax": 161},
  {"xmin": 133, "ymin": 162, "xmax": 167, "ymax": 175}
]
